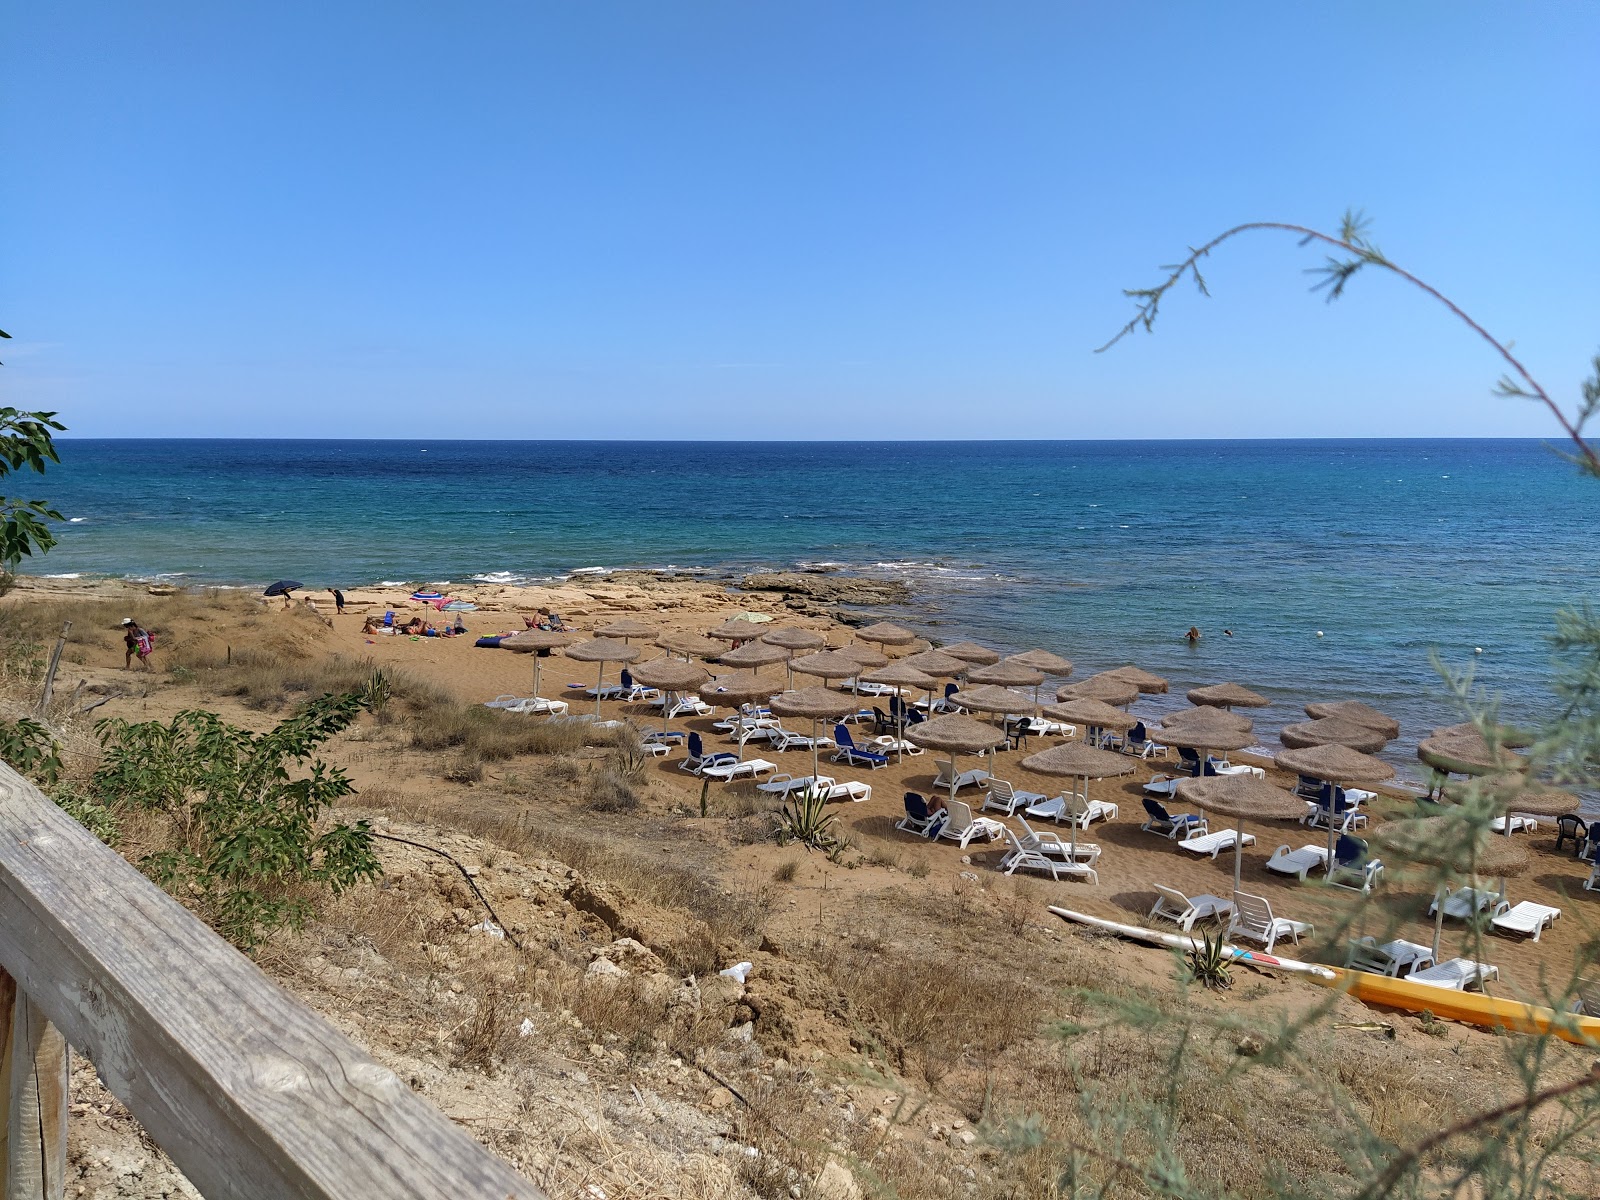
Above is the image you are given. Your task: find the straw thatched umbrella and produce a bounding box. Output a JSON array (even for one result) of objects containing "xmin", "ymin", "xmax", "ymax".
[
  {"xmin": 1104, "ymin": 665, "xmax": 1170, "ymax": 694},
  {"xmin": 1176, "ymin": 774, "xmax": 1306, "ymax": 893},
  {"xmin": 1006, "ymin": 650, "xmax": 1074, "ymax": 677},
  {"xmin": 1187, "ymin": 682, "xmax": 1270, "ymax": 711},
  {"xmin": 498, "ymin": 628, "xmax": 577, "ymax": 703},
  {"xmin": 855, "ymin": 621, "xmax": 917, "ymax": 646},
  {"xmin": 1162, "ymin": 706, "xmax": 1252, "ymax": 734},
  {"xmin": 1056, "ymin": 675, "xmax": 1140, "ymax": 708},
  {"xmin": 896, "ymin": 649, "xmax": 968, "ymax": 714},
  {"xmin": 1418, "ymin": 731, "xmax": 1528, "ymax": 781},
  {"xmin": 1155, "ymin": 710, "xmax": 1255, "ymax": 773},
  {"xmin": 709, "ymin": 619, "xmax": 766, "ymax": 644},
  {"xmin": 1046, "ymin": 698, "xmax": 1136, "ymax": 747},
  {"xmin": 1278, "ymin": 717, "xmax": 1391, "ymax": 755},
  {"xmin": 719, "ymin": 640, "xmax": 791, "ymax": 672},
  {"xmin": 698, "ymin": 673, "xmax": 779, "ymax": 759},
  {"xmin": 1304, "ymin": 700, "xmax": 1400, "ymax": 739},
  {"xmin": 659, "ymin": 632, "xmax": 725, "ymax": 661},
  {"xmin": 789, "ymin": 650, "xmax": 867, "ymax": 687},
  {"xmin": 1439, "ymin": 778, "xmax": 1581, "ymax": 836},
  {"xmin": 628, "ymin": 658, "xmax": 709, "ymax": 740},
  {"xmin": 939, "ymin": 641, "xmax": 1002, "ymax": 666},
  {"xmin": 1019, "ymin": 741, "xmax": 1135, "ymax": 860},
  {"xmin": 838, "ymin": 642, "xmax": 889, "ymax": 668},
  {"xmin": 967, "ymin": 660, "xmax": 1048, "ymax": 688},
  {"xmin": 769, "ymin": 687, "xmax": 861, "ymax": 781},
  {"xmin": 761, "ymin": 626, "xmax": 826, "ymax": 652},
  {"xmin": 596, "ymin": 618, "xmax": 657, "ymax": 643},
  {"xmin": 1275, "ymin": 743, "xmax": 1395, "ymax": 876},
  {"xmin": 564, "ymin": 638, "xmax": 642, "ymax": 719},
  {"xmin": 953, "ymin": 684, "xmax": 1038, "ymax": 718},
  {"xmin": 907, "ymin": 714, "xmax": 1009, "ymax": 812},
  {"xmin": 860, "ymin": 661, "xmax": 937, "ymax": 760},
  {"xmin": 1432, "ymin": 721, "xmax": 1533, "ymax": 749},
  {"xmin": 1372, "ymin": 815, "xmax": 1531, "ymax": 958}
]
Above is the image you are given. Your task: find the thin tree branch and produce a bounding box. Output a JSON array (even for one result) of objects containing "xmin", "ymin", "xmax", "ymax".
[
  {"xmin": 1099, "ymin": 220, "xmax": 1600, "ymax": 477},
  {"xmin": 1352, "ymin": 1068, "xmax": 1600, "ymax": 1200}
]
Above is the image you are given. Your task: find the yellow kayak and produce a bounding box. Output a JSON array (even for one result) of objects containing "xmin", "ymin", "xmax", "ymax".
[{"xmin": 1321, "ymin": 968, "xmax": 1600, "ymax": 1046}]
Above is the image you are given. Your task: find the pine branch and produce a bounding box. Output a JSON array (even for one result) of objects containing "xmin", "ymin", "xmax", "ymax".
[{"xmin": 1099, "ymin": 214, "xmax": 1600, "ymax": 478}]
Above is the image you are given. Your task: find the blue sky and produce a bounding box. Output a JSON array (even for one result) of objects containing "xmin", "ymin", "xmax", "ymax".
[{"xmin": 3, "ymin": 3, "xmax": 1596, "ymax": 439}]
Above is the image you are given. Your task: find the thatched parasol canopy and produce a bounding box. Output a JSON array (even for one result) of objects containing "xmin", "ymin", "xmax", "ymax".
[
  {"xmin": 1275, "ymin": 744, "xmax": 1395, "ymax": 784},
  {"xmin": 769, "ymin": 688, "xmax": 860, "ymax": 720},
  {"xmin": 1187, "ymin": 682, "xmax": 1270, "ymax": 710},
  {"xmin": 965, "ymin": 661, "xmax": 1047, "ymax": 688},
  {"xmin": 1154, "ymin": 711, "xmax": 1255, "ymax": 753},
  {"xmin": 1020, "ymin": 741, "xmax": 1135, "ymax": 780},
  {"xmin": 698, "ymin": 673, "xmax": 778, "ymax": 706},
  {"xmin": 953, "ymin": 684, "xmax": 1038, "ymax": 714},
  {"xmin": 861, "ymin": 662, "xmax": 937, "ymax": 690},
  {"xmin": 1176, "ymin": 775, "xmax": 1305, "ymax": 821},
  {"xmin": 1104, "ymin": 665, "xmax": 1170, "ymax": 694},
  {"xmin": 1371, "ymin": 816, "xmax": 1530, "ymax": 877},
  {"xmin": 719, "ymin": 640, "xmax": 791, "ymax": 669},
  {"xmin": 837, "ymin": 642, "xmax": 889, "ymax": 669},
  {"xmin": 1045, "ymin": 698, "xmax": 1137, "ymax": 733},
  {"xmin": 1440, "ymin": 779, "xmax": 1581, "ymax": 818},
  {"xmin": 1005, "ymin": 650, "xmax": 1075, "ymax": 677},
  {"xmin": 906, "ymin": 714, "xmax": 1010, "ymax": 754},
  {"xmin": 1417, "ymin": 732, "xmax": 1527, "ymax": 778},
  {"xmin": 899, "ymin": 650, "xmax": 969, "ymax": 678},
  {"xmin": 627, "ymin": 658, "xmax": 709, "ymax": 691},
  {"xmin": 856, "ymin": 621, "xmax": 917, "ymax": 645},
  {"xmin": 761, "ymin": 626, "xmax": 826, "ymax": 651},
  {"xmin": 938, "ymin": 641, "xmax": 1002, "ymax": 665},
  {"xmin": 500, "ymin": 630, "xmax": 577, "ymax": 652},
  {"xmin": 1278, "ymin": 717, "xmax": 1391, "ymax": 755},
  {"xmin": 595, "ymin": 618, "xmax": 657, "ymax": 642},
  {"xmin": 1304, "ymin": 700, "xmax": 1400, "ymax": 739},
  {"xmin": 789, "ymin": 650, "xmax": 867, "ymax": 680},
  {"xmin": 1432, "ymin": 721, "xmax": 1534, "ymax": 749},
  {"xmin": 564, "ymin": 638, "xmax": 641, "ymax": 665},
  {"xmin": 709, "ymin": 619, "xmax": 767, "ymax": 643},
  {"xmin": 1056, "ymin": 676, "xmax": 1140, "ymax": 707},
  {"xmin": 658, "ymin": 632, "xmax": 725, "ymax": 660},
  {"xmin": 1161, "ymin": 706, "xmax": 1252, "ymax": 733}
]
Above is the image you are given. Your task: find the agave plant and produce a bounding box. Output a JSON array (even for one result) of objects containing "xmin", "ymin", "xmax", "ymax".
[
  {"xmin": 1185, "ymin": 931, "xmax": 1233, "ymax": 991},
  {"xmin": 773, "ymin": 787, "xmax": 841, "ymax": 854}
]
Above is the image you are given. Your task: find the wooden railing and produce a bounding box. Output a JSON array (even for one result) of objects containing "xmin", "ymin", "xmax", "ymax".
[{"xmin": 0, "ymin": 763, "xmax": 544, "ymax": 1199}]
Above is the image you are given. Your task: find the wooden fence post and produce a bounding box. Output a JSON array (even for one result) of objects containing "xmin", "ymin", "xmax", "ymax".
[
  {"xmin": 0, "ymin": 969, "xmax": 68, "ymax": 1200},
  {"xmin": 35, "ymin": 624, "xmax": 70, "ymax": 717}
]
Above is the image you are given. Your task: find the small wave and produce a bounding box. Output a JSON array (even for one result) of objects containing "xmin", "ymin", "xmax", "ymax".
[
  {"xmin": 568, "ymin": 567, "xmax": 610, "ymax": 576},
  {"xmin": 43, "ymin": 572, "xmax": 82, "ymax": 579},
  {"xmin": 472, "ymin": 571, "xmax": 530, "ymax": 586},
  {"xmin": 379, "ymin": 580, "xmax": 412, "ymax": 587},
  {"xmin": 67, "ymin": 517, "xmax": 88, "ymax": 524}
]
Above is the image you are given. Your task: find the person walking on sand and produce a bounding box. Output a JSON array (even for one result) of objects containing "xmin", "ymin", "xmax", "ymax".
[
  {"xmin": 329, "ymin": 587, "xmax": 346, "ymax": 615},
  {"xmin": 121, "ymin": 618, "xmax": 154, "ymax": 670}
]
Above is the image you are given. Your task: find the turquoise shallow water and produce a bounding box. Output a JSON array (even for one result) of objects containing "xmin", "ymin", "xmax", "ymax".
[{"xmin": 27, "ymin": 438, "xmax": 1598, "ymax": 784}]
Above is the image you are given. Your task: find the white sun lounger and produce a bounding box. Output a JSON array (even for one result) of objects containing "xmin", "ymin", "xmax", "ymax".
[
  {"xmin": 700, "ymin": 758, "xmax": 778, "ymax": 782},
  {"xmin": 1014, "ymin": 817, "xmax": 1099, "ymax": 865},
  {"xmin": 1178, "ymin": 829, "xmax": 1255, "ymax": 860},
  {"xmin": 1488, "ymin": 814, "xmax": 1538, "ymax": 835},
  {"xmin": 502, "ymin": 696, "xmax": 571, "ymax": 716},
  {"xmin": 999, "ymin": 829, "xmax": 1097, "ymax": 883},
  {"xmin": 818, "ymin": 781, "xmax": 872, "ymax": 803},
  {"xmin": 935, "ymin": 762, "xmax": 991, "ymax": 793},
  {"xmin": 1226, "ymin": 890, "xmax": 1312, "ymax": 953},
  {"xmin": 756, "ymin": 773, "xmax": 835, "ymax": 799},
  {"xmin": 1143, "ymin": 774, "xmax": 1183, "ymax": 798},
  {"xmin": 1410, "ymin": 958, "xmax": 1499, "ymax": 991},
  {"xmin": 1429, "ymin": 885, "xmax": 1500, "ymax": 921},
  {"xmin": 937, "ymin": 800, "xmax": 1006, "ymax": 849},
  {"xmin": 981, "ymin": 779, "xmax": 1049, "ymax": 816},
  {"xmin": 1490, "ymin": 900, "xmax": 1561, "ymax": 941},
  {"xmin": 1148, "ymin": 885, "xmax": 1233, "ymax": 932},
  {"xmin": 1264, "ymin": 844, "xmax": 1330, "ymax": 882},
  {"xmin": 1346, "ymin": 937, "xmax": 1434, "ymax": 978}
]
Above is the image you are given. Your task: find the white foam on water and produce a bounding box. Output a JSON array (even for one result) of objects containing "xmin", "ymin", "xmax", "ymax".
[
  {"xmin": 67, "ymin": 517, "xmax": 87, "ymax": 523},
  {"xmin": 43, "ymin": 572, "xmax": 82, "ymax": 579}
]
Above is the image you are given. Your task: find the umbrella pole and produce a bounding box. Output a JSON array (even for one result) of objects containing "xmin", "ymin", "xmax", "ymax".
[
  {"xmin": 811, "ymin": 717, "xmax": 820, "ymax": 783},
  {"xmin": 532, "ymin": 656, "xmax": 542, "ymax": 703},
  {"xmin": 595, "ymin": 662, "xmax": 604, "ymax": 720},
  {"xmin": 1324, "ymin": 778, "xmax": 1337, "ymax": 880},
  {"xmin": 1432, "ymin": 890, "xmax": 1445, "ymax": 961},
  {"xmin": 1234, "ymin": 820, "xmax": 1246, "ymax": 894},
  {"xmin": 949, "ymin": 754, "xmax": 959, "ymax": 812}
]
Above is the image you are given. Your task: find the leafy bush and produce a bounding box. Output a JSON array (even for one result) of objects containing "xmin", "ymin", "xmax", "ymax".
[
  {"xmin": 92, "ymin": 691, "xmax": 380, "ymax": 949},
  {"xmin": 772, "ymin": 787, "xmax": 842, "ymax": 855},
  {"xmin": 0, "ymin": 716, "xmax": 62, "ymax": 786}
]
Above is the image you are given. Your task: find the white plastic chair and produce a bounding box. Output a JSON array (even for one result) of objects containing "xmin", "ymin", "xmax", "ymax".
[
  {"xmin": 1226, "ymin": 890, "xmax": 1312, "ymax": 953},
  {"xmin": 1490, "ymin": 900, "xmax": 1561, "ymax": 941},
  {"xmin": 1264, "ymin": 844, "xmax": 1329, "ymax": 882},
  {"xmin": 1148, "ymin": 885, "xmax": 1232, "ymax": 933},
  {"xmin": 935, "ymin": 761, "xmax": 991, "ymax": 793},
  {"xmin": 999, "ymin": 828, "xmax": 1097, "ymax": 883},
  {"xmin": 936, "ymin": 800, "xmax": 1005, "ymax": 849},
  {"xmin": 1410, "ymin": 958, "xmax": 1498, "ymax": 990},
  {"xmin": 981, "ymin": 779, "xmax": 1048, "ymax": 816},
  {"xmin": 1178, "ymin": 829, "xmax": 1255, "ymax": 860}
]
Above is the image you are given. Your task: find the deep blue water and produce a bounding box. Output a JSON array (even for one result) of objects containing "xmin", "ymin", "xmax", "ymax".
[{"xmin": 28, "ymin": 438, "xmax": 1598, "ymax": 782}]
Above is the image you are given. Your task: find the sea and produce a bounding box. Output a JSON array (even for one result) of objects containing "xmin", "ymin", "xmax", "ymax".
[{"xmin": 27, "ymin": 438, "xmax": 1598, "ymax": 788}]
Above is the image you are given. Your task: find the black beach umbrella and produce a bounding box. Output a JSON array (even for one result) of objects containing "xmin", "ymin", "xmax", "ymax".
[{"xmin": 264, "ymin": 580, "xmax": 302, "ymax": 598}]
